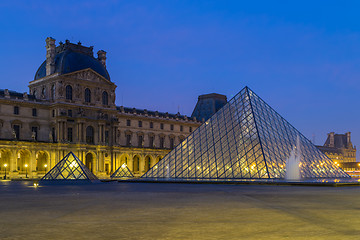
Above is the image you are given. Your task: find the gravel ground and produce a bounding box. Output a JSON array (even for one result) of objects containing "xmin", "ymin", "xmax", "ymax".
[{"xmin": 0, "ymin": 181, "xmax": 360, "ymax": 240}]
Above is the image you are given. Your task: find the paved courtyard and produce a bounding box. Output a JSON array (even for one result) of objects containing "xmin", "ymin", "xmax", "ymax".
[{"xmin": 0, "ymin": 181, "xmax": 360, "ymax": 240}]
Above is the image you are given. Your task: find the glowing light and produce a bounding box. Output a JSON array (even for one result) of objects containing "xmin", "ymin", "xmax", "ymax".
[
  {"xmin": 121, "ymin": 163, "xmax": 127, "ymax": 168},
  {"xmin": 44, "ymin": 164, "xmax": 47, "ymax": 168},
  {"xmin": 33, "ymin": 183, "xmax": 38, "ymax": 187},
  {"xmin": 4, "ymin": 163, "xmax": 7, "ymax": 167},
  {"xmin": 69, "ymin": 161, "xmax": 78, "ymax": 168},
  {"xmin": 25, "ymin": 164, "xmax": 28, "ymax": 168},
  {"xmin": 197, "ymin": 166, "xmax": 200, "ymax": 170}
]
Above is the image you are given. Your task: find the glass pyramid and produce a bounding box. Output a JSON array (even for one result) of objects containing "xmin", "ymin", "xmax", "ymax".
[
  {"xmin": 41, "ymin": 152, "xmax": 98, "ymax": 181},
  {"xmin": 142, "ymin": 87, "xmax": 350, "ymax": 180},
  {"xmin": 111, "ymin": 163, "xmax": 134, "ymax": 179}
]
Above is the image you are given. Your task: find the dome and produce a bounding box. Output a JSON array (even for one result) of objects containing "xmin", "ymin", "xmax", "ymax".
[{"xmin": 34, "ymin": 41, "xmax": 110, "ymax": 81}]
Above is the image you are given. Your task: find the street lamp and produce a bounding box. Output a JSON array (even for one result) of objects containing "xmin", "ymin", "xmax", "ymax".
[
  {"xmin": 44, "ymin": 164, "xmax": 47, "ymax": 173},
  {"xmin": 3, "ymin": 163, "xmax": 7, "ymax": 179},
  {"xmin": 25, "ymin": 164, "xmax": 28, "ymax": 178}
]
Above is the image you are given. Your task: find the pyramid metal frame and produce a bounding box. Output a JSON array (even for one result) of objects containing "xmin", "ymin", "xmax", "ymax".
[
  {"xmin": 142, "ymin": 87, "xmax": 350, "ymax": 180},
  {"xmin": 111, "ymin": 163, "xmax": 134, "ymax": 179},
  {"xmin": 41, "ymin": 152, "xmax": 98, "ymax": 181}
]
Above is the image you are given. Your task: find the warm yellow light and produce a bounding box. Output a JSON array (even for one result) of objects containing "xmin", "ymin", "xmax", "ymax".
[
  {"xmin": 121, "ymin": 163, "xmax": 126, "ymax": 169},
  {"xmin": 197, "ymin": 166, "xmax": 200, "ymax": 170},
  {"xmin": 33, "ymin": 183, "xmax": 38, "ymax": 187},
  {"xmin": 4, "ymin": 163, "xmax": 7, "ymax": 167},
  {"xmin": 334, "ymin": 161, "xmax": 338, "ymax": 164},
  {"xmin": 44, "ymin": 164, "xmax": 47, "ymax": 168},
  {"xmin": 25, "ymin": 164, "xmax": 28, "ymax": 168}
]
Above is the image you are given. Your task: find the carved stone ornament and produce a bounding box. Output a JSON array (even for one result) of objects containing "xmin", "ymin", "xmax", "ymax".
[{"xmin": 58, "ymin": 81, "xmax": 64, "ymax": 96}]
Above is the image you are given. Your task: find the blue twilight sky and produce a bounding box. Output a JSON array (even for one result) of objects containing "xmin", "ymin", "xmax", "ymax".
[{"xmin": 0, "ymin": 1, "xmax": 360, "ymax": 156}]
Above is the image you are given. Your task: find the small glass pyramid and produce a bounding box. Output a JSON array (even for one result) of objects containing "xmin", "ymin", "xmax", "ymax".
[
  {"xmin": 41, "ymin": 152, "xmax": 98, "ymax": 181},
  {"xmin": 142, "ymin": 87, "xmax": 350, "ymax": 180},
  {"xmin": 111, "ymin": 163, "xmax": 134, "ymax": 179}
]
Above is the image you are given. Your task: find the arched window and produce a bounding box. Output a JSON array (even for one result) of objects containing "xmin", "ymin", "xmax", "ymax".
[
  {"xmin": 102, "ymin": 91, "xmax": 108, "ymax": 105},
  {"xmin": 33, "ymin": 90, "xmax": 37, "ymax": 98},
  {"xmin": 41, "ymin": 87, "xmax": 46, "ymax": 96},
  {"xmin": 66, "ymin": 85, "xmax": 72, "ymax": 100},
  {"xmin": 86, "ymin": 126, "xmax": 94, "ymax": 144},
  {"xmin": 85, "ymin": 88, "xmax": 91, "ymax": 103}
]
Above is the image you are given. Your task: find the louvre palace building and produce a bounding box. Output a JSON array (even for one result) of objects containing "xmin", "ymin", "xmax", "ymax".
[{"xmin": 0, "ymin": 37, "xmax": 227, "ymax": 179}]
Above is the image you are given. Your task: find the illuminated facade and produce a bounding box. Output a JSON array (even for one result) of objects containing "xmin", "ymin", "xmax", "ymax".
[
  {"xmin": 143, "ymin": 87, "xmax": 349, "ymax": 180},
  {"xmin": 0, "ymin": 38, "xmax": 202, "ymax": 179}
]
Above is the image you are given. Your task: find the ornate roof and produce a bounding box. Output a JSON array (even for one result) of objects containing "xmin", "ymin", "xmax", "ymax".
[{"xmin": 34, "ymin": 40, "xmax": 110, "ymax": 81}]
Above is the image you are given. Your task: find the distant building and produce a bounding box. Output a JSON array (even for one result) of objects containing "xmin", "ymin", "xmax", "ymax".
[
  {"xmin": 191, "ymin": 93, "xmax": 227, "ymax": 121},
  {"xmin": 316, "ymin": 132, "xmax": 358, "ymax": 176}
]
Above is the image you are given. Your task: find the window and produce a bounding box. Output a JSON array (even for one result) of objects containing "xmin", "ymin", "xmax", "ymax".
[
  {"xmin": 149, "ymin": 136, "xmax": 154, "ymax": 147},
  {"xmin": 13, "ymin": 125, "xmax": 20, "ymax": 140},
  {"xmin": 33, "ymin": 90, "xmax": 37, "ymax": 98},
  {"xmin": 150, "ymin": 122, "xmax": 153, "ymax": 128},
  {"xmin": 170, "ymin": 138, "xmax": 174, "ymax": 149},
  {"xmin": 102, "ymin": 91, "xmax": 108, "ymax": 105},
  {"xmin": 138, "ymin": 121, "xmax": 142, "ymax": 127},
  {"xmin": 105, "ymin": 131, "xmax": 109, "ymax": 144},
  {"xmin": 160, "ymin": 123, "xmax": 164, "ymax": 130},
  {"xmin": 31, "ymin": 127, "xmax": 38, "ymax": 140},
  {"xmin": 67, "ymin": 128, "xmax": 73, "ymax": 142},
  {"xmin": 189, "ymin": 127, "xmax": 192, "ymax": 132},
  {"xmin": 85, "ymin": 88, "xmax": 91, "ymax": 103},
  {"xmin": 180, "ymin": 125, "xmax": 183, "ymax": 132},
  {"xmin": 52, "ymin": 110, "xmax": 55, "ymax": 117},
  {"xmin": 32, "ymin": 108, "xmax": 37, "ymax": 117},
  {"xmin": 51, "ymin": 85, "xmax": 55, "ymax": 100},
  {"xmin": 14, "ymin": 106, "xmax": 19, "ymax": 115},
  {"xmin": 160, "ymin": 137, "xmax": 165, "ymax": 148},
  {"xmin": 68, "ymin": 109, "xmax": 72, "ymax": 117},
  {"xmin": 126, "ymin": 134, "xmax": 131, "ymax": 146},
  {"xmin": 170, "ymin": 124, "xmax": 174, "ymax": 131},
  {"xmin": 127, "ymin": 119, "xmax": 131, "ymax": 126},
  {"xmin": 66, "ymin": 85, "xmax": 72, "ymax": 100},
  {"xmin": 52, "ymin": 127, "xmax": 56, "ymax": 142},
  {"xmin": 138, "ymin": 135, "xmax": 143, "ymax": 147},
  {"xmin": 86, "ymin": 126, "xmax": 94, "ymax": 144}
]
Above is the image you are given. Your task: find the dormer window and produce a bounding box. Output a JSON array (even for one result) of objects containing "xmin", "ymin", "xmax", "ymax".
[
  {"xmin": 85, "ymin": 88, "xmax": 91, "ymax": 103},
  {"xmin": 65, "ymin": 85, "xmax": 72, "ymax": 100},
  {"xmin": 102, "ymin": 91, "xmax": 108, "ymax": 105}
]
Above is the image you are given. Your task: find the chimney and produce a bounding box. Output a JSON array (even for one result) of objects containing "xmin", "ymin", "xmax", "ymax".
[
  {"xmin": 329, "ymin": 132, "xmax": 335, "ymax": 147},
  {"xmin": 45, "ymin": 37, "xmax": 56, "ymax": 76},
  {"xmin": 97, "ymin": 50, "xmax": 107, "ymax": 68}
]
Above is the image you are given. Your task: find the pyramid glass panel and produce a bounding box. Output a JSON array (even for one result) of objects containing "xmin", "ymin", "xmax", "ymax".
[
  {"xmin": 142, "ymin": 87, "xmax": 350, "ymax": 180},
  {"xmin": 41, "ymin": 152, "xmax": 98, "ymax": 181},
  {"xmin": 111, "ymin": 163, "xmax": 134, "ymax": 179}
]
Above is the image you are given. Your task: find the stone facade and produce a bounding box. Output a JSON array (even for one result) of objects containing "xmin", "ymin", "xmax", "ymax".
[
  {"xmin": 316, "ymin": 132, "xmax": 356, "ymax": 164},
  {"xmin": 0, "ymin": 38, "xmax": 202, "ymax": 179}
]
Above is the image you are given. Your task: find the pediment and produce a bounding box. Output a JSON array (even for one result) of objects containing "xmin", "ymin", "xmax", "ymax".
[{"xmin": 63, "ymin": 68, "xmax": 115, "ymax": 86}]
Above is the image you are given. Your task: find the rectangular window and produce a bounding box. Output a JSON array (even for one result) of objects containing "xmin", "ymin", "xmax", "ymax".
[
  {"xmin": 67, "ymin": 127, "xmax": 73, "ymax": 142},
  {"xmin": 13, "ymin": 124, "xmax": 20, "ymax": 140},
  {"xmin": 126, "ymin": 134, "xmax": 131, "ymax": 146},
  {"xmin": 52, "ymin": 110, "xmax": 55, "ymax": 117},
  {"xmin": 52, "ymin": 127, "xmax": 56, "ymax": 142},
  {"xmin": 127, "ymin": 119, "xmax": 131, "ymax": 126},
  {"xmin": 105, "ymin": 130, "xmax": 109, "ymax": 144},
  {"xmin": 160, "ymin": 123, "xmax": 164, "ymax": 130},
  {"xmin": 138, "ymin": 135, "xmax": 143, "ymax": 147},
  {"xmin": 32, "ymin": 108, "xmax": 37, "ymax": 117},
  {"xmin": 31, "ymin": 127, "xmax": 38, "ymax": 140},
  {"xmin": 180, "ymin": 125, "xmax": 183, "ymax": 132},
  {"xmin": 160, "ymin": 137, "xmax": 165, "ymax": 148},
  {"xmin": 170, "ymin": 124, "xmax": 174, "ymax": 131},
  {"xmin": 149, "ymin": 136, "xmax": 154, "ymax": 147},
  {"xmin": 150, "ymin": 122, "xmax": 153, "ymax": 128},
  {"xmin": 68, "ymin": 109, "xmax": 72, "ymax": 117},
  {"xmin": 189, "ymin": 127, "xmax": 192, "ymax": 132},
  {"xmin": 14, "ymin": 106, "xmax": 19, "ymax": 115},
  {"xmin": 138, "ymin": 121, "xmax": 142, "ymax": 127},
  {"xmin": 170, "ymin": 138, "xmax": 174, "ymax": 149}
]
